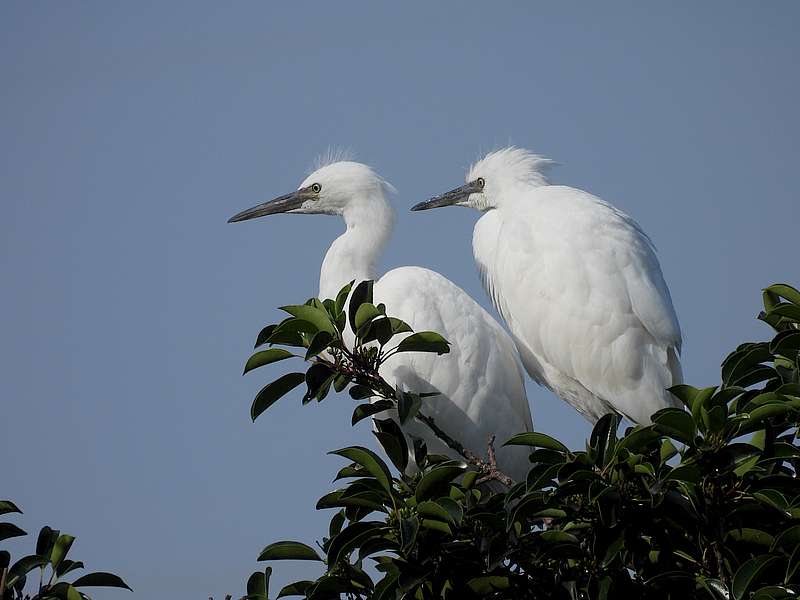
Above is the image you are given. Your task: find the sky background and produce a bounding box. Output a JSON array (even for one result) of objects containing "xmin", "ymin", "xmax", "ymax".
[{"xmin": 2, "ymin": 2, "xmax": 798, "ymax": 598}]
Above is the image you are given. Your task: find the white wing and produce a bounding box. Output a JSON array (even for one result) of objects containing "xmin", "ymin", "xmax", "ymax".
[
  {"xmin": 374, "ymin": 266, "xmax": 533, "ymax": 481},
  {"xmin": 474, "ymin": 185, "xmax": 682, "ymax": 424}
]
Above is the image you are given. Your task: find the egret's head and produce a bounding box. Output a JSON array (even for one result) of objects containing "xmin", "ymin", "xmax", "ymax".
[
  {"xmin": 411, "ymin": 146, "xmax": 554, "ymax": 213},
  {"xmin": 228, "ymin": 160, "xmax": 395, "ymax": 223}
]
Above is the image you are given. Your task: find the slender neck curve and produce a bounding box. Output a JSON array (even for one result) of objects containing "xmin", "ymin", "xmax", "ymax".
[{"xmin": 319, "ymin": 192, "xmax": 395, "ymax": 299}]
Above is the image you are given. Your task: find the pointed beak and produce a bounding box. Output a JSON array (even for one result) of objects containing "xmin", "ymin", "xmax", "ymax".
[
  {"xmin": 410, "ymin": 181, "xmax": 483, "ymax": 212},
  {"xmin": 227, "ymin": 189, "xmax": 310, "ymax": 223}
]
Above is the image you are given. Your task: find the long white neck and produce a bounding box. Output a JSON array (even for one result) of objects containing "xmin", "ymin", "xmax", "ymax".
[{"xmin": 319, "ymin": 192, "xmax": 395, "ymax": 299}]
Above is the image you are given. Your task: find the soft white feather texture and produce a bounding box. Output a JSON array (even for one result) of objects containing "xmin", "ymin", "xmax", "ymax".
[
  {"xmin": 469, "ymin": 147, "xmax": 555, "ymax": 190},
  {"xmin": 467, "ymin": 147, "xmax": 682, "ymax": 424},
  {"xmin": 301, "ymin": 160, "xmax": 533, "ymax": 479}
]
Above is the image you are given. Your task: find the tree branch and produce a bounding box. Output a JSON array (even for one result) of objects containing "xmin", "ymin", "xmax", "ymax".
[{"xmin": 315, "ymin": 342, "xmax": 516, "ymax": 486}]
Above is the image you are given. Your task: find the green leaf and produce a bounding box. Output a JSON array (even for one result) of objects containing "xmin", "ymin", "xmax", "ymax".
[
  {"xmin": 399, "ymin": 516, "xmax": 419, "ymax": 553},
  {"xmin": 770, "ymin": 302, "xmax": 800, "ymax": 321},
  {"xmin": 348, "ymin": 280, "xmax": 374, "ymax": 333},
  {"xmin": 396, "ymin": 390, "xmax": 421, "ymax": 425},
  {"xmin": 36, "ymin": 526, "xmax": 59, "ymax": 558},
  {"xmin": 327, "ymin": 521, "xmax": 387, "ymax": 565},
  {"xmin": 254, "ymin": 325, "xmax": 277, "ymax": 349},
  {"xmin": 416, "ymin": 501, "xmax": 452, "ymax": 523},
  {"xmin": 0, "ymin": 500, "xmax": 21, "ymax": 516},
  {"xmin": 702, "ymin": 404, "xmax": 727, "ymax": 433},
  {"xmin": 732, "ymin": 555, "xmax": 781, "ymax": 600},
  {"xmin": 334, "ymin": 280, "xmax": 354, "ymax": 314},
  {"xmin": 305, "ymin": 331, "xmax": 333, "ymax": 360},
  {"xmin": 696, "ymin": 578, "xmax": 730, "ymax": 600},
  {"xmin": 56, "ymin": 559, "xmax": 85, "ymax": 578},
  {"xmin": 503, "ymin": 431, "xmax": 569, "ymax": 453},
  {"xmin": 251, "ymin": 373, "xmax": 306, "ymax": 421},
  {"xmin": 617, "ymin": 426, "xmax": 661, "ymax": 454},
  {"xmin": 416, "ymin": 461, "xmax": 467, "ymax": 501},
  {"xmin": 8, "ymin": 555, "xmax": 49, "ymax": 582},
  {"xmin": 722, "ymin": 344, "xmax": 774, "ymax": 388},
  {"xmin": 665, "ymin": 464, "xmax": 701, "ymax": 484},
  {"xmin": 765, "ymin": 283, "xmax": 800, "ymax": 306},
  {"xmin": 0, "ymin": 522, "xmax": 26, "ymax": 542},
  {"xmin": 246, "ymin": 567, "xmax": 271, "ymax": 599},
  {"xmin": 280, "ymin": 304, "xmax": 336, "ymax": 335},
  {"xmin": 333, "ymin": 374, "xmax": 351, "ymax": 393},
  {"xmin": 349, "ymin": 385, "xmax": 374, "ymax": 400},
  {"xmin": 50, "ymin": 534, "xmax": 75, "ymax": 570},
  {"xmin": 772, "ymin": 524, "xmax": 800, "ymax": 552},
  {"xmin": 590, "ymin": 413, "xmax": 620, "ymax": 467},
  {"xmin": 738, "ymin": 403, "xmax": 794, "ymax": 435},
  {"xmin": 354, "ymin": 303, "xmax": 382, "ymax": 332},
  {"xmin": 368, "ymin": 317, "xmax": 413, "ymax": 346},
  {"xmin": 351, "ymin": 400, "xmax": 394, "ymax": 425},
  {"xmin": 726, "ymin": 528, "xmax": 774, "ymax": 547},
  {"xmin": 786, "ymin": 544, "xmax": 800, "ymax": 584},
  {"xmin": 601, "ymin": 530, "xmax": 626, "ymax": 567},
  {"xmin": 258, "ymin": 541, "xmax": 323, "ymax": 562},
  {"xmin": 329, "ymin": 446, "xmax": 394, "ymax": 494},
  {"xmin": 277, "ymin": 580, "xmax": 314, "ymax": 598},
  {"xmin": 652, "ymin": 408, "xmax": 695, "ymax": 444},
  {"xmin": 303, "ymin": 363, "xmax": 335, "ymax": 404},
  {"xmin": 752, "ymin": 585, "xmax": 796, "ymax": 600},
  {"xmin": 753, "ymin": 490, "xmax": 790, "ymax": 515},
  {"xmin": 373, "ymin": 418, "xmax": 409, "ymax": 473},
  {"xmin": 267, "ymin": 318, "xmax": 316, "ymax": 347},
  {"xmin": 243, "ymin": 348, "xmax": 295, "ymax": 375},
  {"xmin": 372, "ymin": 572, "xmax": 400, "ymax": 600},
  {"xmin": 72, "ymin": 572, "xmax": 133, "ymax": 590},
  {"xmin": 660, "ymin": 438, "xmax": 678, "ymax": 464},
  {"xmin": 315, "ymin": 489, "xmax": 386, "ymax": 512},
  {"xmin": 357, "ymin": 537, "xmax": 398, "ymax": 562},
  {"xmin": 435, "ymin": 497, "xmax": 464, "ymax": 524},
  {"xmin": 420, "ymin": 519, "xmax": 452, "ymax": 535},
  {"xmin": 468, "ymin": 576, "xmax": 509, "ymax": 594},
  {"xmin": 329, "ymin": 510, "xmax": 346, "ymax": 538},
  {"xmin": 461, "ymin": 470, "xmax": 478, "ymax": 489},
  {"xmin": 718, "ymin": 443, "xmax": 762, "ymax": 474},
  {"xmin": 771, "ymin": 330, "xmax": 800, "ymax": 358},
  {"xmin": 669, "ymin": 384, "xmax": 714, "ymax": 411},
  {"xmin": 394, "ymin": 331, "xmax": 450, "ymax": 355}
]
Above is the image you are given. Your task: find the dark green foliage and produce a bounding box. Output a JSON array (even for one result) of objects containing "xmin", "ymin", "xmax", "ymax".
[
  {"xmin": 0, "ymin": 503, "xmax": 130, "ymax": 600},
  {"xmin": 241, "ymin": 282, "xmax": 800, "ymax": 599}
]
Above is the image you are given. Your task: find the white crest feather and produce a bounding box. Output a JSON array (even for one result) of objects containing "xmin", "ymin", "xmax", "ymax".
[
  {"xmin": 469, "ymin": 146, "xmax": 556, "ymax": 188},
  {"xmin": 311, "ymin": 147, "xmax": 356, "ymax": 172}
]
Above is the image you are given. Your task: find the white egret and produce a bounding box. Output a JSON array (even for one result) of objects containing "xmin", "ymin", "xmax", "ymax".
[
  {"xmin": 412, "ymin": 147, "xmax": 682, "ymax": 425},
  {"xmin": 229, "ymin": 159, "xmax": 533, "ymax": 480}
]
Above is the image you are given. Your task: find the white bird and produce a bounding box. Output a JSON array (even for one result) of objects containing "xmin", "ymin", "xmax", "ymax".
[
  {"xmin": 229, "ymin": 159, "xmax": 533, "ymax": 480},
  {"xmin": 412, "ymin": 147, "xmax": 682, "ymax": 425}
]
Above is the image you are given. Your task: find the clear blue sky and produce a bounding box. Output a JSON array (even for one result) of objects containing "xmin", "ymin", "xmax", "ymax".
[{"xmin": 2, "ymin": 2, "xmax": 798, "ymax": 598}]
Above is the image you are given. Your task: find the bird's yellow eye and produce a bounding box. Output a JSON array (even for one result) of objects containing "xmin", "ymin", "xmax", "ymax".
[
  {"xmin": 311, "ymin": 183, "xmax": 322, "ymax": 194},
  {"xmin": 476, "ymin": 177, "xmax": 485, "ymax": 188}
]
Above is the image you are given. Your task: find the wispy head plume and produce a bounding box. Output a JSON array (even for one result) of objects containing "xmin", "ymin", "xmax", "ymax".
[
  {"xmin": 469, "ymin": 146, "xmax": 556, "ymax": 188},
  {"xmin": 311, "ymin": 146, "xmax": 356, "ymax": 172}
]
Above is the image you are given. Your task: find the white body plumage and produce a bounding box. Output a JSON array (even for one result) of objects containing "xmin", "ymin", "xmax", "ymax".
[{"xmin": 415, "ymin": 148, "xmax": 682, "ymax": 425}]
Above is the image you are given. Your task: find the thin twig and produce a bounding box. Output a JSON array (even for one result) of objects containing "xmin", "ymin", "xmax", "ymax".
[{"xmin": 417, "ymin": 415, "xmax": 514, "ymax": 487}]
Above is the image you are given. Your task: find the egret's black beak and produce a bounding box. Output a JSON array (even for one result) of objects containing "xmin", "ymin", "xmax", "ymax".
[
  {"xmin": 227, "ymin": 187, "xmax": 313, "ymax": 223},
  {"xmin": 410, "ymin": 180, "xmax": 483, "ymax": 212}
]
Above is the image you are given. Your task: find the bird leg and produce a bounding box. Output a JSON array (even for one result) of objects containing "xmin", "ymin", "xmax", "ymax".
[
  {"xmin": 476, "ymin": 434, "xmax": 514, "ymax": 488},
  {"xmin": 416, "ymin": 414, "xmax": 514, "ymax": 488}
]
